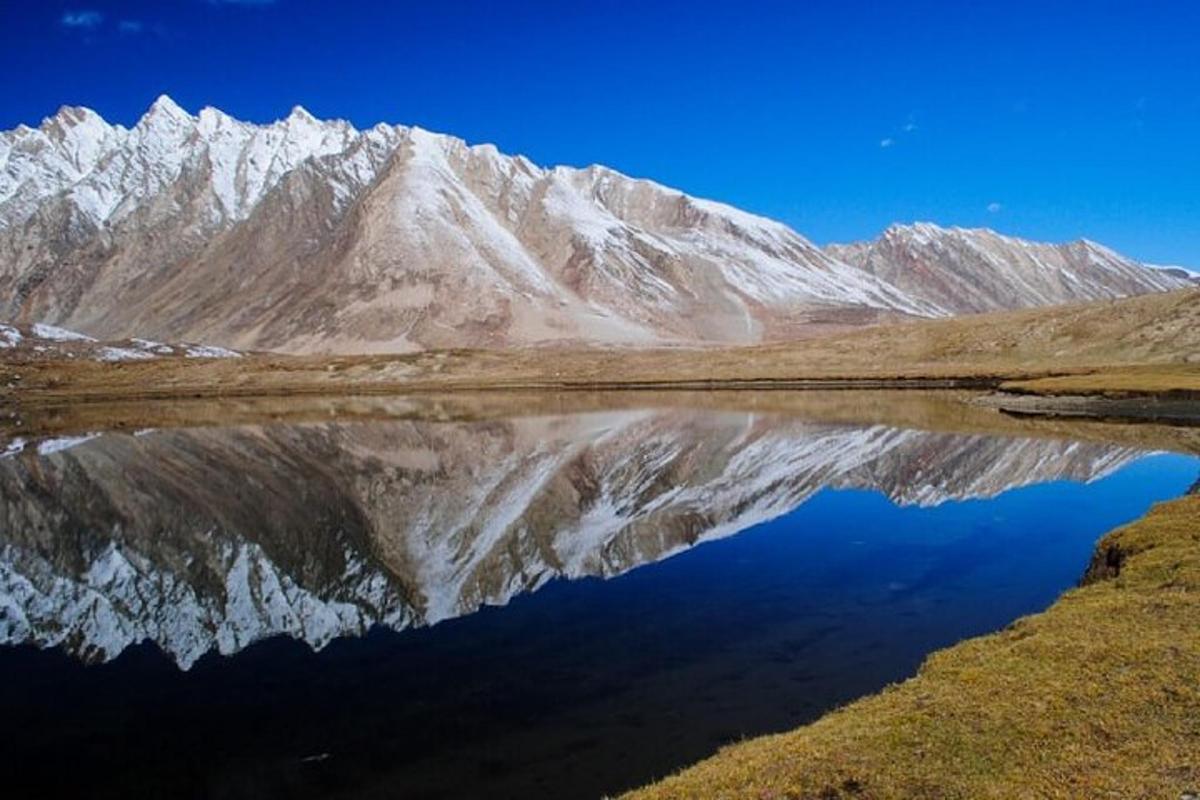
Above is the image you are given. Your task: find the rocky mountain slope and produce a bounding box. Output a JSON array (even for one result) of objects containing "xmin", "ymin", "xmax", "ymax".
[
  {"xmin": 825, "ymin": 223, "xmax": 1189, "ymax": 315},
  {"xmin": 0, "ymin": 320, "xmax": 240, "ymax": 362},
  {"xmin": 0, "ymin": 98, "xmax": 934, "ymax": 353},
  {"xmin": 0, "ymin": 412, "xmax": 1149, "ymax": 667},
  {"xmin": 2, "ymin": 99, "xmax": 1188, "ymax": 353}
]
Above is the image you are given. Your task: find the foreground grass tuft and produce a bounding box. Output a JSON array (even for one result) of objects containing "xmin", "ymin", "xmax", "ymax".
[{"xmin": 625, "ymin": 495, "xmax": 1200, "ymax": 800}]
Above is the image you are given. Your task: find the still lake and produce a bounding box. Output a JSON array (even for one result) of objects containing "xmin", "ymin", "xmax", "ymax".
[{"xmin": 1, "ymin": 404, "xmax": 1196, "ymax": 799}]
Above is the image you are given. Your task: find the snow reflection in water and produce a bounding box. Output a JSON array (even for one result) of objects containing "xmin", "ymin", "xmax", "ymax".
[{"xmin": 0, "ymin": 409, "xmax": 1196, "ymax": 799}]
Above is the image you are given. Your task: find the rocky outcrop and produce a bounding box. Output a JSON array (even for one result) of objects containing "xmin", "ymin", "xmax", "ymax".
[{"xmin": 0, "ymin": 320, "xmax": 240, "ymax": 362}]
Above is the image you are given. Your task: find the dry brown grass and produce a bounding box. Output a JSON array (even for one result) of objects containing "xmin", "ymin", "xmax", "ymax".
[
  {"xmin": 625, "ymin": 494, "xmax": 1200, "ymax": 800},
  {"xmin": 1003, "ymin": 365, "xmax": 1200, "ymax": 397},
  {"xmin": 2, "ymin": 289, "xmax": 1198, "ymax": 404}
]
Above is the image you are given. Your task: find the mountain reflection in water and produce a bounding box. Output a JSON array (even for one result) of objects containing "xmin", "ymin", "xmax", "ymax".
[{"xmin": 0, "ymin": 408, "xmax": 1197, "ymax": 799}]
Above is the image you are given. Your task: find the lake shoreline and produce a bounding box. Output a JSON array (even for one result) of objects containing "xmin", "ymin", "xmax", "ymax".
[
  {"xmin": 4, "ymin": 287, "xmax": 1198, "ymax": 419},
  {"xmin": 3, "ymin": 392, "xmax": 1190, "ymax": 798},
  {"xmin": 980, "ymin": 393, "xmax": 1200, "ymax": 425},
  {"xmin": 624, "ymin": 490, "xmax": 1200, "ymax": 799},
  {"xmin": 4, "ymin": 354, "xmax": 1197, "ymax": 428},
  {"xmin": 2, "ymin": 360, "xmax": 1197, "ymax": 797}
]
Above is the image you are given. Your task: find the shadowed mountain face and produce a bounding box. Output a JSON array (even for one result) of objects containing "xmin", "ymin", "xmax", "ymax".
[{"xmin": 0, "ymin": 410, "xmax": 1151, "ymax": 668}]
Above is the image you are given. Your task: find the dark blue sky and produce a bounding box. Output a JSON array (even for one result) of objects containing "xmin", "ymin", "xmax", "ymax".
[{"xmin": 3, "ymin": 1, "xmax": 1198, "ymax": 265}]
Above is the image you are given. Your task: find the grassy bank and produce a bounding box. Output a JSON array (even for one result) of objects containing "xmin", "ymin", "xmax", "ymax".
[
  {"xmin": 624, "ymin": 493, "xmax": 1200, "ymax": 800},
  {"xmin": 977, "ymin": 367, "xmax": 1200, "ymax": 424},
  {"xmin": 1002, "ymin": 366, "xmax": 1200, "ymax": 397}
]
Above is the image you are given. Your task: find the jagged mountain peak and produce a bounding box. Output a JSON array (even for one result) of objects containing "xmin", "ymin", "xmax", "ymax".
[
  {"xmin": 879, "ymin": 221, "xmax": 1029, "ymax": 246},
  {"xmin": 0, "ymin": 101, "xmax": 1189, "ymax": 352},
  {"xmin": 144, "ymin": 93, "xmax": 191, "ymax": 123},
  {"xmin": 47, "ymin": 104, "xmax": 108, "ymax": 129},
  {"xmin": 0, "ymin": 99, "xmax": 942, "ymax": 351},
  {"xmin": 286, "ymin": 104, "xmax": 318, "ymax": 123},
  {"xmin": 883, "ymin": 220, "xmax": 948, "ymax": 235},
  {"xmin": 196, "ymin": 104, "xmax": 234, "ymax": 127}
]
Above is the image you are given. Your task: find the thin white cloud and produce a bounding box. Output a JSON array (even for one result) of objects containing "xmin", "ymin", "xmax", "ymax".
[
  {"xmin": 987, "ymin": 202, "xmax": 1003, "ymax": 214},
  {"xmin": 881, "ymin": 114, "xmax": 918, "ymax": 148},
  {"xmin": 118, "ymin": 20, "xmax": 144, "ymax": 34},
  {"xmin": 61, "ymin": 10, "xmax": 103, "ymax": 28}
]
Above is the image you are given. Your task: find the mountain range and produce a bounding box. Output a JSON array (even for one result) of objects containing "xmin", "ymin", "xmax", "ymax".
[{"xmin": 1, "ymin": 98, "xmax": 1191, "ymax": 353}]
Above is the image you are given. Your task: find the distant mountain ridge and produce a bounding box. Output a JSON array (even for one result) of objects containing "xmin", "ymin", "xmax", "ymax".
[
  {"xmin": 825, "ymin": 222, "xmax": 1190, "ymax": 315},
  {"xmin": 0, "ymin": 98, "xmax": 1189, "ymax": 353},
  {"xmin": 1146, "ymin": 263, "xmax": 1200, "ymax": 283}
]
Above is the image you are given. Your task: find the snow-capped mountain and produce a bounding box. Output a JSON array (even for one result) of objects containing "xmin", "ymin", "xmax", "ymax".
[
  {"xmin": 825, "ymin": 222, "xmax": 1190, "ymax": 315},
  {"xmin": 0, "ymin": 97, "xmax": 936, "ymax": 353},
  {"xmin": 0, "ymin": 412, "xmax": 1149, "ymax": 667},
  {"xmin": 2, "ymin": 99, "xmax": 1186, "ymax": 353}
]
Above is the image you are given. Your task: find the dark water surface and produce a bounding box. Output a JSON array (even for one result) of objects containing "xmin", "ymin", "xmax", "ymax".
[{"xmin": 0, "ymin": 408, "xmax": 1196, "ymax": 799}]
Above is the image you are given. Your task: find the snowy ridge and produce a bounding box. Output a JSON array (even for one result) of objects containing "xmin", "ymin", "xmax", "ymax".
[
  {"xmin": 1147, "ymin": 263, "xmax": 1200, "ymax": 282},
  {"xmin": 2, "ymin": 101, "xmax": 1190, "ymax": 352},
  {"xmin": 2, "ymin": 98, "xmax": 947, "ymax": 351},
  {"xmin": 0, "ymin": 97, "xmax": 361, "ymax": 230},
  {"xmin": 826, "ymin": 222, "xmax": 1192, "ymax": 315}
]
